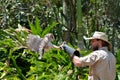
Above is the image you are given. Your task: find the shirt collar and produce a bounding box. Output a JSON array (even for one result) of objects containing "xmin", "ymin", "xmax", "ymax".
[{"xmin": 99, "ymin": 47, "xmax": 108, "ymax": 51}]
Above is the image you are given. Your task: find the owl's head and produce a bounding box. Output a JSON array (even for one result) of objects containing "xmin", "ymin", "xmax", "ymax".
[{"xmin": 45, "ymin": 33, "xmax": 55, "ymax": 41}]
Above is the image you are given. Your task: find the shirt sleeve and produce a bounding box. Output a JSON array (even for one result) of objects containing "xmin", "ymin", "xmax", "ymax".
[{"xmin": 79, "ymin": 51, "xmax": 102, "ymax": 67}]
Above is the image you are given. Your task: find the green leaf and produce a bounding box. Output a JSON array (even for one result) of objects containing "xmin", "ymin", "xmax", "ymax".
[
  {"xmin": 28, "ymin": 17, "xmax": 43, "ymax": 35},
  {"xmin": 28, "ymin": 19, "xmax": 37, "ymax": 34},
  {"xmin": 42, "ymin": 22, "xmax": 58, "ymax": 36},
  {"xmin": 35, "ymin": 17, "xmax": 42, "ymax": 35}
]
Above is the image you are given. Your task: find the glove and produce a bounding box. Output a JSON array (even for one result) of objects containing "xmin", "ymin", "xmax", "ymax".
[{"xmin": 60, "ymin": 42, "xmax": 81, "ymax": 59}]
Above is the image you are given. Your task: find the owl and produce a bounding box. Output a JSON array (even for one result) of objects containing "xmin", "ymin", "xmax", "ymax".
[{"xmin": 27, "ymin": 33, "xmax": 60, "ymax": 59}]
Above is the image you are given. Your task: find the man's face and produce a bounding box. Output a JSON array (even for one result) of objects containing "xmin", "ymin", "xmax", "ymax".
[{"xmin": 91, "ymin": 39, "xmax": 101, "ymax": 51}]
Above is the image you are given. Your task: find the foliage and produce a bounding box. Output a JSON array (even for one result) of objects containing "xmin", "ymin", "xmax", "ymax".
[
  {"xmin": 0, "ymin": 0, "xmax": 120, "ymax": 79},
  {"xmin": 28, "ymin": 17, "xmax": 58, "ymax": 37},
  {"xmin": 0, "ymin": 28, "xmax": 90, "ymax": 79},
  {"xmin": 116, "ymin": 49, "xmax": 120, "ymax": 80},
  {"xmin": 0, "ymin": 28, "xmax": 28, "ymax": 79}
]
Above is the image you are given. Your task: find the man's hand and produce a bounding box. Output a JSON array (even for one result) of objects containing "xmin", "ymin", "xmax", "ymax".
[{"xmin": 72, "ymin": 56, "xmax": 81, "ymax": 67}]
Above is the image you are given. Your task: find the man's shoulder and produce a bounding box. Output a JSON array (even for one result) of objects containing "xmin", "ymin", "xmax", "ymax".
[{"xmin": 90, "ymin": 50, "xmax": 107, "ymax": 57}]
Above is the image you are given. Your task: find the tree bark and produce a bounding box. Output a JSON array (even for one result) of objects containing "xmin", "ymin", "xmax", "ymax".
[{"xmin": 62, "ymin": 0, "xmax": 77, "ymax": 44}]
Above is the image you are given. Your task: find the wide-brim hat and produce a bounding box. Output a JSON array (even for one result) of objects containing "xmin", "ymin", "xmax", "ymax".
[{"xmin": 83, "ymin": 31, "xmax": 112, "ymax": 50}]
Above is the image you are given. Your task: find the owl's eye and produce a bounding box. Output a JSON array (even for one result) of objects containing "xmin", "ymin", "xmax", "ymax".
[{"xmin": 50, "ymin": 35, "xmax": 54, "ymax": 40}]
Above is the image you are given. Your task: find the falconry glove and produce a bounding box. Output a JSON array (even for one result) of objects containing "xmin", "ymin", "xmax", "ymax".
[{"xmin": 60, "ymin": 41, "xmax": 81, "ymax": 59}]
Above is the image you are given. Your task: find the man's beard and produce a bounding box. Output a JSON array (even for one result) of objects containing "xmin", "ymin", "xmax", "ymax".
[{"xmin": 91, "ymin": 45, "xmax": 99, "ymax": 51}]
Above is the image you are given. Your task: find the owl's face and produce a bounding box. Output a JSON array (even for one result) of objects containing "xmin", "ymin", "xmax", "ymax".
[{"xmin": 45, "ymin": 33, "xmax": 55, "ymax": 41}]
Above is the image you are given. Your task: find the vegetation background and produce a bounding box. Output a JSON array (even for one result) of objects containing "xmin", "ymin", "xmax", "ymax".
[{"xmin": 0, "ymin": 0, "xmax": 120, "ymax": 80}]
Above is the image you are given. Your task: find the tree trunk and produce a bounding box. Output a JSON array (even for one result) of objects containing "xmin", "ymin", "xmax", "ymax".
[
  {"xmin": 62, "ymin": 0, "xmax": 77, "ymax": 45},
  {"xmin": 76, "ymin": 0, "xmax": 84, "ymax": 49}
]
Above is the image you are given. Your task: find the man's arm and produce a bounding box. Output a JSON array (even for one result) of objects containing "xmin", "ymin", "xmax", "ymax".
[{"xmin": 72, "ymin": 51, "xmax": 101, "ymax": 67}]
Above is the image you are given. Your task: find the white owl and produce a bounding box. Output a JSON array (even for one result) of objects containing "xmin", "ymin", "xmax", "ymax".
[{"xmin": 27, "ymin": 33, "xmax": 60, "ymax": 59}]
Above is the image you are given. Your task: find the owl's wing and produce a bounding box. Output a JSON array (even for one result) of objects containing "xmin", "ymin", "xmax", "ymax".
[
  {"xmin": 38, "ymin": 37, "xmax": 49, "ymax": 59},
  {"xmin": 27, "ymin": 34, "xmax": 42, "ymax": 52}
]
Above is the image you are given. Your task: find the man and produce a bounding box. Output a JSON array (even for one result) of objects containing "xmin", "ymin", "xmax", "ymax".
[{"xmin": 72, "ymin": 31, "xmax": 116, "ymax": 80}]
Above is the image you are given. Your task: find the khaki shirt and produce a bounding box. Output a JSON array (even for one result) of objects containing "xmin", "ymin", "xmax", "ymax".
[{"xmin": 80, "ymin": 47, "xmax": 116, "ymax": 80}]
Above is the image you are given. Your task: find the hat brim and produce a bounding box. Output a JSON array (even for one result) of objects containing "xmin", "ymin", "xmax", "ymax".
[
  {"xmin": 83, "ymin": 36, "xmax": 112, "ymax": 50},
  {"xmin": 83, "ymin": 36, "xmax": 93, "ymax": 40}
]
